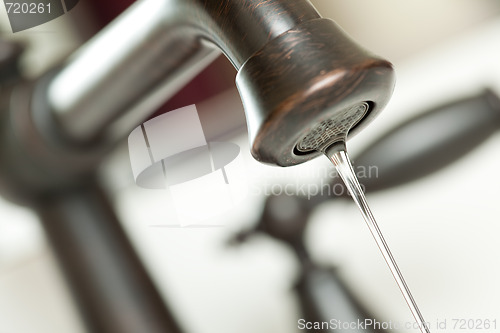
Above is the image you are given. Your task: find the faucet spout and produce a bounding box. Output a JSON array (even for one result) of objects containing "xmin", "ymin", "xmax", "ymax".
[{"xmin": 45, "ymin": 0, "xmax": 394, "ymax": 166}]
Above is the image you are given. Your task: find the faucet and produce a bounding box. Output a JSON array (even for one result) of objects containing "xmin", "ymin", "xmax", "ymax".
[{"xmin": 0, "ymin": 1, "xmax": 395, "ymax": 332}]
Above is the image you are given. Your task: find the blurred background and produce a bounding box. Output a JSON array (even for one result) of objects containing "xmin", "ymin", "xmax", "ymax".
[{"xmin": 1, "ymin": 0, "xmax": 500, "ymax": 332}]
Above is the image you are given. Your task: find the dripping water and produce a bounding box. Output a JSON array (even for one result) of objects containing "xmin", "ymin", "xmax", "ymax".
[{"xmin": 323, "ymin": 141, "xmax": 431, "ymax": 333}]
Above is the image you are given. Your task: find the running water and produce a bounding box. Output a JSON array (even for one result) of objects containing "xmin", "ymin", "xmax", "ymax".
[{"xmin": 323, "ymin": 141, "xmax": 431, "ymax": 333}]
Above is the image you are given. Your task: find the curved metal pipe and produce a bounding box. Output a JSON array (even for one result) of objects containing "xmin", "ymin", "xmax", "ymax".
[{"xmin": 47, "ymin": 0, "xmax": 321, "ymax": 143}]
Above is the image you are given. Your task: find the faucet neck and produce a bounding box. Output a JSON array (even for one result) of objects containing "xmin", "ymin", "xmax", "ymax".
[
  {"xmin": 46, "ymin": 0, "xmax": 322, "ymax": 143},
  {"xmin": 184, "ymin": 0, "xmax": 321, "ymax": 69}
]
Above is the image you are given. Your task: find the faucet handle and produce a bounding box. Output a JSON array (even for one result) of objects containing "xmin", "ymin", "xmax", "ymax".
[{"xmin": 236, "ymin": 18, "xmax": 395, "ymax": 167}]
